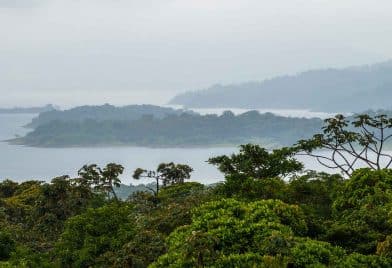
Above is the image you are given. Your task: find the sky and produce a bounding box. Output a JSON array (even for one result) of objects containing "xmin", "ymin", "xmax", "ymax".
[{"xmin": 1, "ymin": 0, "xmax": 392, "ymax": 108}]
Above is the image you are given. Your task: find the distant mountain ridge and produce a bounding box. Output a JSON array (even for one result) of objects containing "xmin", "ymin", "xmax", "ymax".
[{"xmin": 169, "ymin": 60, "xmax": 392, "ymax": 112}]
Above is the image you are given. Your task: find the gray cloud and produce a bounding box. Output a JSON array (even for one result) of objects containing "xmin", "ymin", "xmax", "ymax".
[
  {"xmin": 0, "ymin": 0, "xmax": 392, "ymax": 107},
  {"xmin": 0, "ymin": 0, "xmax": 45, "ymax": 8}
]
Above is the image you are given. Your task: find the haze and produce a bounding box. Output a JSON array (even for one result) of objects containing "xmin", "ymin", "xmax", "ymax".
[{"xmin": 1, "ymin": 0, "xmax": 392, "ymax": 107}]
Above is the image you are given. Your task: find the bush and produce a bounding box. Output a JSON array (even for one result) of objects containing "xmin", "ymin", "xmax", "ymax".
[
  {"xmin": 151, "ymin": 199, "xmax": 308, "ymax": 267},
  {"xmin": 339, "ymin": 253, "xmax": 392, "ymax": 267},
  {"xmin": 290, "ymin": 239, "xmax": 345, "ymax": 267},
  {"xmin": 214, "ymin": 176, "xmax": 288, "ymax": 201},
  {"xmin": 327, "ymin": 169, "xmax": 392, "ymax": 253},
  {"xmin": 54, "ymin": 203, "xmax": 135, "ymax": 267},
  {"xmin": 0, "ymin": 231, "xmax": 15, "ymax": 261}
]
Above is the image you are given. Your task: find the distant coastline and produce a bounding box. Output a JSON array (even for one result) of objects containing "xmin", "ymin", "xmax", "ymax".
[
  {"xmin": 9, "ymin": 105, "xmax": 323, "ymax": 148},
  {"xmin": 0, "ymin": 104, "xmax": 57, "ymax": 114}
]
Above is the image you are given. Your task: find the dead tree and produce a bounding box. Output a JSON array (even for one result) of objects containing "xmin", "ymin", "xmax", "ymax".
[{"xmin": 295, "ymin": 114, "xmax": 392, "ymax": 176}]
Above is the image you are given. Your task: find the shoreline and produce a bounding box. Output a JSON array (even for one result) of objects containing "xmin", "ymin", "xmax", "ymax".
[{"xmin": 5, "ymin": 140, "xmax": 275, "ymax": 150}]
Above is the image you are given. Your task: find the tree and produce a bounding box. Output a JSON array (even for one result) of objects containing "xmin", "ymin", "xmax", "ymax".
[
  {"xmin": 208, "ymin": 144, "xmax": 303, "ymax": 200},
  {"xmin": 296, "ymin": 114, "xmax": 392, "ymax": 176},
  {"xmin": 208, "ymin": 144, "xmax": 303, "ymax": 179},
  {"xmin": 35, "ymin": 176, "xmax": 74, "ymax": 238},
  {"xmin": 0, "ymin": 231, "xmax": 15, "ymax": 261},
  {"xmin": 100, "ymin": 163, "xmax": 123, "ymax": 201},
  {"xmin": 77, "ymin": 164, "xmax": 101, "ymax": 188},
  {"xmin": 286, "ymin": 172, "xmax": 345, "ymax": 238},
  {"xmin": 150, "ymin": 199, "xmax": 320, "ymax": 267},
  {"xmin": 339, "ymin": 253, "xmax": 392, "ymax": 267},
  {"xmin": 214, "ymin": 176, "xmax": 288, "ymax": 201},
  {"xmin": 324, "ymin": 169, "xmax": 392, "ymax": 254},
  {"xmin": 54, "ymin": 203, "xmax": 135, "ymax": 267},
  {"xmin": 0, "ymin": 180, "xmax": 18, "ymax": 198},
  {"xmin": 133, "ymin": 162, "xmax": 193, "ymax": 196},
  {"xmin": 78, "ymin": 163, "xmax": 123, "ymax": 201},
  {"xmin": 157, "ymin": 163, "xmax": 193, "ymax": 186}
]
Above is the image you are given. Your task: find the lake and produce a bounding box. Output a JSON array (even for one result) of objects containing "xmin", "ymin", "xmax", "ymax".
[
  {"xmin": 0, "ymin": 113, "xmax": 238, "ymax": 184},
  {"xmin": 0, "ymin": 112, "xmax": 351, "ymax": 185}
]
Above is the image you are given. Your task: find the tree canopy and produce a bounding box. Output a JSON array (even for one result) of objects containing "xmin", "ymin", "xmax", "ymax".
[{"xmin": 3, "ymin": 115, "xmax": 392, "ymax": 266}]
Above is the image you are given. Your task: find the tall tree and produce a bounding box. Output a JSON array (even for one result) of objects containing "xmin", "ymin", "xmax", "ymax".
[
  {"xmin": 77, "ymin": 163, "xmax": 123, "ymax": 201},
  {"xmin": 100, "ymin": 163, "xmax": 124, "ymax": 201},
  {"xmin": 133, "ymin": 162, "xmax": 193, "ymax": 196},
  {"xmin": 208, "ymin": 144, "xmax": 303, "ymax": 179}
]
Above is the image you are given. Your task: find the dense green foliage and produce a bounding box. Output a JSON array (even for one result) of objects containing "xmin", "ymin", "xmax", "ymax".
[
  {"xmin": 15, "ymin": 111, "xmax": 322, "ymax": 147},
  {"xmin": 26, "ymin": 104, "xmax": 192, "ymax": 128},
  {"xmin": 55, "ymin": 203, "xmax": 136, "ymax": 267},
  {"xmin": 0, "ymin": 231, "xmax": 15, "ymax": 260},
  {"xmin": 152, "ymin": 198, "xmax": 308, "ymax": 267},
  {"xmin": 324, "ymin": 169, "xmax": 392, "ymax": 254},
  {"xmin": 3, "ymin": 140, "xmax": 392, "ymax": 266},
  {"xmin": 209, "ymin": 144, "xmax": 303, "ymax": 179}
]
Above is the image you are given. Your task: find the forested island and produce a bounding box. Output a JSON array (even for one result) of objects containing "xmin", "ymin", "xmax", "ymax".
[
  {"xmin": 25, "ymin": 104, "xmax": 192, "ymax": 128},
  {"xmin": 170, "ymin": 60, "xmax": 392, "ymax": 112},
  {"xmin": 13, "ymin": 110, "xmax": 322, "ymax": 147},
  {"xmin": 2, "ymin": 113, "xmax": 392, "ymax": 267}
]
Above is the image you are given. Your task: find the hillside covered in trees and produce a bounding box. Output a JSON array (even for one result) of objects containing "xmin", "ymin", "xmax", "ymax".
[
  {"xmin": 2, "ymin": 113, "xmax": 392, "ymax": 267},
  {"xmin": 13, "ymin": 111, "xmax": 322, "ymax": 147},
  {"xmin": 25, "ymin": 104, "xmax": 193, "ymax": 128},
  {"xmin": 170, "ymin": 60, "xmax": 392, "ymax": 112}
]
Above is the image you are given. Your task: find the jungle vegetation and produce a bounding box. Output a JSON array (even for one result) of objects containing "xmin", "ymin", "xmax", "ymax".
[{"xmin": 1, "ymin": 113, "xmax": 392, "ymax": 267}]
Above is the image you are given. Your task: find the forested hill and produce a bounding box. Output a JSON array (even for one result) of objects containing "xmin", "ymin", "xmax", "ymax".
[
  {"xmin": 26, "ymin": 104, "xmax": 193, "ymax": 128},
  {"xmin": 13, "ymin": 111, "xmax": 322, "ymax": 147},
  {"xmin": 169, "ymin": 60, "xmax": 392, "ymax": 112}
]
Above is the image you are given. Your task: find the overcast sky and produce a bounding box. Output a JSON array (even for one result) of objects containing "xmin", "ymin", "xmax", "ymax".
[{"xmin": 1, "ymin": 0, "xmax": 392, "ymax": 107}]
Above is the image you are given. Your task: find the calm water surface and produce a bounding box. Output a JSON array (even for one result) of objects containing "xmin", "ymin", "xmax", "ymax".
[
  {"xmin": 0, "ymin": 114, "xmax": 236, "ymax": 184},
  {"xmin": 0, "ymin": 113, "xmax": 359, "ymax": 184}
]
